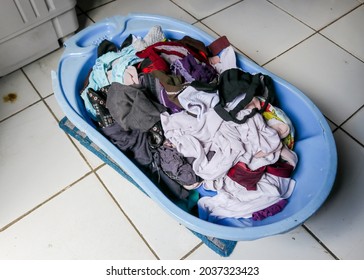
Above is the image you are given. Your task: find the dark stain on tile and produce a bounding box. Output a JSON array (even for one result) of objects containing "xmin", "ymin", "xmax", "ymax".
[{"xmin": 3, "ymin": 93, "xmax": 17, "ymax": 103}]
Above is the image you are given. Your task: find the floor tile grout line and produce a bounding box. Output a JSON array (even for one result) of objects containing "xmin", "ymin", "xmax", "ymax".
[
  {"xmin": 261, "ymin": 32, "xmax": 317, "ymax": 67},
  {"xmin": 41, "ymin": 91, "xmax": 161, "ymax": 261},
  {"xmin": 170, "ymin": 0, "xmax": 244, "ymax": 23},
  {"xmin": 265, "ymin": 0, "xmax": 317, "ymax": 32},
  {"xmin": 170, "ymin": 0, "xmax": 364, "ymax": 73},
  {"xmin": 74, "ymin": 8, "xmax": 96, "ymax": 33},
  {"xmin": 63, "ymin": 132, "xmax": 100, "ymax": 170},
  {"xmin": 302, "ymin": 224, "xmax": 340, "ymax": 260},
  {"xmin": 20, "ymin": 68, "xmax": 48, "ymax": 100},
  {"xmin": 83, "ymin": 11, "xmax": 96, "ymax": 24},
  {"xmin": 91, "ymin": 162, "xmax": 107, "ymax": 173},
  {"xmin": 180, "ymin": 242, "xmax": 204, "ymax": 260},
  {"xmin": 0, "ymin": 171, "xmax": 94, "ymax": 233},
  {"xmin": 267, "ymin": 0, "xmax": 363, "ymax": 34},
  {"xmin": 195, "ymin": 19, "xmax": 260, "ymax": 65},
  {"xmin": 315, "ymin": 2, "xmax": 364, "ymax": 33},
  {"xmin": 190, "ymin": 19, "xmax": 259, "ymax": 64},
  {"xmin": 336, "ymin": 104, "xmax": 364, "ymax": 129},
  {"xmin": 76, "ymin": 0, "xmax": 116, "ymax": 15},
  {"xmin": 318, "ymin": 33, "xmax": 364, "ymax": 64},
  {"xmin": 262, "ymin": 2, "xmax": 364, "ymax": 66},
  {"xmin": 4, "ymin": 68, "xmax": 102, "ymax": 173},
  {"xmin": 323, "ymin": 116, "xmax": 340, "ymax": 130},
  {"xmin": 42, "ymin": 95, "xmax": 99, "ymax": 171},
  {"xmin": 335, "ymin": 127, "xmax": 364, "ymax": 148},
  {"xmin": 93, "ymin": 171, "xmax": 161, "ymax": 260},
  {"xmin": 199, "ymin": 0, "xmax": 244, "ymax": 22},
  {"xmin": 42, "ymin": 92, "xmax": 112, "ymax": 174},
  {"xmin": 0, "ymin": 99, "xmax": 43, "ymax": 124},
  {"xmin": 42, "ymin": 92, "xmax": 55, "ymax": 99},
  {"xmin": 1, "ymin": 63, "xmax": 49, "ymax": 123},
  {"xmin": 168, "ymin": 0, "xmax": 199, "ymax": 23},
  {"xmin": 75, "ymin": 4, "xmax": 87, "ymax": 14},
  {"xmin": 332, "ymin": 104, "xmax": 364, "ymax": 147},
  {"xmin": 1, "ymin": 67, "xmax": 108, "ymax": 235},
  {"xmin": 193, "ymin": 20, "xmax": 220, "ymax": 38},
  {"xmin": 20, "ymin": 67, "xmax": 101, "ymax": 171},
  {"xmin": 314, "ymin": 1, "xmax": 364, "ymax": 60}
]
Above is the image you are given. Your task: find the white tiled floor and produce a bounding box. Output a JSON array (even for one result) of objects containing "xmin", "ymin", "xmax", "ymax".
[{"xmin": 0, "ymin": 0, "xmax": 363, "ymax": 260}]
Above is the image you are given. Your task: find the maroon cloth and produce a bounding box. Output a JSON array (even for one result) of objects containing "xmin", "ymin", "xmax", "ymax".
[
  {"xmin": 227, "ymin": 162, "xmax": 266, "ymax": 191},
  {"xmin": 178, "ymin": 35, "xmax": 209, "ymax": 60},
  {"xmin": 208, "ymin": 36, "xmax": 231, "ymax": 56},
  {"xmin": 266, "ymin": 161, "xmax": 294, "ymax": 178}
]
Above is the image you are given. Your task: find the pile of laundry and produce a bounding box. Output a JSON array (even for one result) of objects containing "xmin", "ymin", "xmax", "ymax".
[{"xmin": 79, "ymin": 25, "xmax": 298, "ymax": 227}]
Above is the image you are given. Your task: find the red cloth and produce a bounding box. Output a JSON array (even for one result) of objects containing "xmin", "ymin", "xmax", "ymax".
[{"xmin": 136, "ymin": 41, "xmax": 208, "ymax": 72}]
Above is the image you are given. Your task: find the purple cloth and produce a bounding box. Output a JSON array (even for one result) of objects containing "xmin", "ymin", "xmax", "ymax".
[
  {"xmin": 151, "ymin": 150, "xmax": 190, "ymax": 201},
  {"xmin": 171, "ymin": 54, "xmax": 216, "ymax": 83},
  {"xmin": 160, "ymin": 88, "xmax": 183, "ymax": 113},
  {"xmin": 252, "ymin": 200, "xmax": 288, "ymax": 221},
  {"xmin": 158, "ymin": 145, "xmax": 200, "ymax": 186}
]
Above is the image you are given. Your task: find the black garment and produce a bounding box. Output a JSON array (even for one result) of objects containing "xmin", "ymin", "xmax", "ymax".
[
  {"xmin": 138, "ymin": 72, "xmax": 164, "ymax": 104},
  {"xmin": 214, "ymin": 69, "xmax": 275, "ymax": 123},
  {"xmin": 190, "ymin": 68, "xmax": 276, "ymax": 124},
  {"xmin": 102, "ymin": 122, "xmax": 190, "ymax": 202},
  {"xmin": 106, "ymin": 82, "xmax": 167, "ymax": 132},
  {"xmin": 87, "ymin": 86, "xmax": 114, "ymax": 128},
  {"xmin": 97, "ymin": 35, "xmax": 134, "ymax": 58},
  {"xmin": 147, "ymin": 121, "xmax": 164, "ymax": 149},
  {"xmin": 120, "ymin": 34, "xmax": 133, "ymax": 50},
  {"xmin": 102, "ymin": 122, "xmax": 153, "ymax": 166},
  {"xmin": 97, "ymin": 40, "xmax": 118, "ymax": 57}
]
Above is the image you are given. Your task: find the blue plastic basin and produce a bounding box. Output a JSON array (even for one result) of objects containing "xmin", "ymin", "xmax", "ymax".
[{"xmin": 52, "ymin": 13, "xmax": 337, "ymax": 241}]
